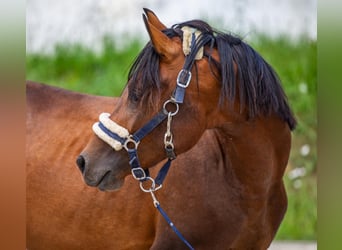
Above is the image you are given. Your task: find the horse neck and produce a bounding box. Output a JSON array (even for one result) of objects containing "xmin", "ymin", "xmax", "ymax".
[
  {"xmin": 213, "ymin": 114, "xmax": 292, "ymax": 193},
  {"xmin": 26, "ymin": 82, "xmax": 117, "ymax": 158}
]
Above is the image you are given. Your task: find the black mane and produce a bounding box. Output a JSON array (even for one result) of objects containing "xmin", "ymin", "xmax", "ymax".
[{"xmin": 128, "ymin": 20, "xmax": 296, "ymax": 130}]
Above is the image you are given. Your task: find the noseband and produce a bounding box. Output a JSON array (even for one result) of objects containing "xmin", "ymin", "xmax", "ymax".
[{"xmin": 92, "ymin": 27, "xmax": 211, "ymax": 249}]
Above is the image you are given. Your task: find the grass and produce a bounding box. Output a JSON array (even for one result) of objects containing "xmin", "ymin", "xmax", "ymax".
[
  {"xmin": 26, "ymin": 35, "xmax": 317, "ymax": 240},
  {"xmin": 26, "ymin": 37, "xmax": 142, "ymax": 96}
]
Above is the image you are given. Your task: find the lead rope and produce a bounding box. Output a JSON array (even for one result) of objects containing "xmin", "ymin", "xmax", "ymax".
[
  {"xmin": 146, "ymin": 187, "xmax": 195, "ymax": 250},
  {"xmin": 139, "ymin": 101, "xmax": 194, "ymax": 250}
]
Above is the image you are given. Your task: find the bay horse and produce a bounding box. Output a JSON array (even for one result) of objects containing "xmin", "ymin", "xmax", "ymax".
[{"xmin": 27, "ymin": 9, "xmax": 296, "ymax": 250}]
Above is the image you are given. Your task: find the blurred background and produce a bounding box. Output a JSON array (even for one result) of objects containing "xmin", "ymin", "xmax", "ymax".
[
  {"xmin": 26, "ymin": 0, "xmax": 317, "ymax": 247},
  {"xmin": 26, "ymin": 0, "xmax": 316, "ymax": 53}
]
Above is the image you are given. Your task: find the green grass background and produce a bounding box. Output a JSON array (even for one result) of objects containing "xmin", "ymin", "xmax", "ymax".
[{"xmin": 26, "ymin": 35, "xmax": 317, "ymax": 240}]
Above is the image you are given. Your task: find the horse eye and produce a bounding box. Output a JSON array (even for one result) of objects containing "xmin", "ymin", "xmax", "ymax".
[{"xmin": 129, "ymin": 91, "xmax": 139, "ymax": 103}]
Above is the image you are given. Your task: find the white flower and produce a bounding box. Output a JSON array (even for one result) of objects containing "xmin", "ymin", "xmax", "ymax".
[
  {"xmin": 299, "ymin": 82, "xmax": 308, "ymax": 94},
  {"xmin": 300, "ymin": 144, "xmax": 310, "ymax": 156},
  {"xmin": 288, "ymin": 167, "xmax": 307, "ymax": 180}
]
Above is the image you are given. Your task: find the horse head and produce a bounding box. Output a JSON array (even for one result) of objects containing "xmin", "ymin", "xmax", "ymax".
[{"xmin": 77, "ymin": 9, "xmax": 295, "ymax": 191}]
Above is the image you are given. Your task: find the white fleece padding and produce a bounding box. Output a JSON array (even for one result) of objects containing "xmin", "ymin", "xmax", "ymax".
[
  {"xmin": 181, "ymin": 26, "xmax": 203, "ymax": 60},
  {"xmin": 92, "ymin": 113, "xmax": 129, "ymax": 151}
]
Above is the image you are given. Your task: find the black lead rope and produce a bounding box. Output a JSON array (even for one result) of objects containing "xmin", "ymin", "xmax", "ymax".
[{"xmin": 155, "ymin": 202, "xmax": 195, "ymax": 250}]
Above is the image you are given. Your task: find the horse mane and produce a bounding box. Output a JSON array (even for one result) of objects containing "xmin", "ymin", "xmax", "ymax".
[{"xmin": 128, "ymin": 20, "xmax": 296, "ymax": 130}]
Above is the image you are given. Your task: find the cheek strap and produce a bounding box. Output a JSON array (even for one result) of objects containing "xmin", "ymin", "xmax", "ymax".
[{"xmin": 92, "ymin": 113, "xmax": 129, "ymax": 151}]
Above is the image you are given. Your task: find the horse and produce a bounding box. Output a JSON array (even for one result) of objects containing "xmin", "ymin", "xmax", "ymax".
[{"xmin": 27, "ymin": 8, "xmax": 296, "ymax": 249}]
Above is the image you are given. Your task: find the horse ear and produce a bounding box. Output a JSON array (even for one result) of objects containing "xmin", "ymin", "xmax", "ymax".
[
  {"xmin": 142, "ymin": 13, "xmax": 177, "ymax": 60},
  {"xmin": 143, "ymin": 8, "xmax": 167, "ymax": 30}
]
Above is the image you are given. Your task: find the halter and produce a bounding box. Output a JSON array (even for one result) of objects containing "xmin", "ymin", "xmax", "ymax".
[
  {"xmin": 92, "ymin": 65, "xmax": 191, "ymax": 185},
  {"xmin": 92, "ymin": 28, "xmax": 204, "ymax": 249}
]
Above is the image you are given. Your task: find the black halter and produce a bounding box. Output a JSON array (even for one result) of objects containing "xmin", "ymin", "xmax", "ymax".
[
  {"xmin": 93, "ymin": 31, "xmax": 210, "ymax": 250},
  {"xmin": 96, "ymin": 32, "xmax": 199, "ymax": 188}
]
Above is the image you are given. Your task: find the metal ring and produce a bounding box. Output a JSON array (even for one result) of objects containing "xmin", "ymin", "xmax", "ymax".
[
  {"xmin": 163, "ymin": 99, "xmax": 179, "ymax": 116},
  {"xmin": 139, "ymin": 177, "xmax": 156, "ymax": 192},
  {"xmin": 123, "ymin": 136, "xmax": 139, "ymax": 151}
]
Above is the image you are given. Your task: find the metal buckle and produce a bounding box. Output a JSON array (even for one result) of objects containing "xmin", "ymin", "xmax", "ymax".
[
  {"xmin": 176, "ymin": 69, "xmax": 192, "ymax": 88},
  {"xmin": 131, "ymin": 167, "xmax": 146, "ymax": 181}
]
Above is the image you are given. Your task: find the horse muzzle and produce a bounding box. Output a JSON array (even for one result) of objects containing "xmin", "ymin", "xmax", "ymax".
[{"xmin": 76, "ymin": 148, "xmax": 130, "ymax": 191}]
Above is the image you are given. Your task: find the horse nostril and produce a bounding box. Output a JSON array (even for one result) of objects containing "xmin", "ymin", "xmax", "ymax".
[{"xmin": 76, "ymin": 155, "xmax": 86, "ymax": 173}]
